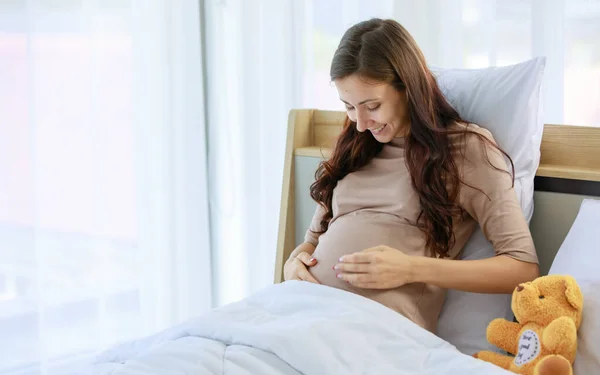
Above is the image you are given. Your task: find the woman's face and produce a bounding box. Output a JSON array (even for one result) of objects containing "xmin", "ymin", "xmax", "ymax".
[{"xmin": 334, "ymin": 74, "xmax": 410, "ymax": 143}]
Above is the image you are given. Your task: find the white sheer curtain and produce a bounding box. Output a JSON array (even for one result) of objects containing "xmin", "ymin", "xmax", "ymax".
[
  {"xmin": 204, "ymin": 0, "xmax": 300, "ymax": 306},
  {"xmin": 0, "ymin": 1, "xmax": 211, "ymax": 374},
  {"xmin": 204, "ymin": 0, "xmax": 600, "ymax": 308},
  {"xmin": 302, "ymin": 0, "xmax": 600, "ymax": 127}
]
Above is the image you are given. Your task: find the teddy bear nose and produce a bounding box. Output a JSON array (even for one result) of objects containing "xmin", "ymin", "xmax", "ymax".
[{"xmin": 516, "ymin": 284, "xmax": 524, "ymax": 292}]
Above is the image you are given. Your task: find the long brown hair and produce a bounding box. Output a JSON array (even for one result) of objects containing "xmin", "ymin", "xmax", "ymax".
[{"xmin": 309, "ymin": 18, "xmax": 514, "ymax": 258}]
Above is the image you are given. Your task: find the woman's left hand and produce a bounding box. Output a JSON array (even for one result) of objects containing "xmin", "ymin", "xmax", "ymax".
[{"xmin": 334, "ymin": 245, "xmax": 414, "ymax": 289}]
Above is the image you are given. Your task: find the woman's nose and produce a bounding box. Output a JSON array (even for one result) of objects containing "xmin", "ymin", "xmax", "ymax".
[{"xmin": 355, "ymin": 111, "xmax": 370, "ymax": 132}]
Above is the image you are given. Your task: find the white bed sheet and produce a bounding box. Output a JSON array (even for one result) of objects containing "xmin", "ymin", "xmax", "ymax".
[{"xmin": 83, "ymin": 281, "xmax": 512, "ymax": 375}]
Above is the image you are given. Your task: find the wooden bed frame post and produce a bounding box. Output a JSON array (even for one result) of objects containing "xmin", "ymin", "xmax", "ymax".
[{"xmin": 274, "ymin": 109, "xmax": 314, "ymax": 284}]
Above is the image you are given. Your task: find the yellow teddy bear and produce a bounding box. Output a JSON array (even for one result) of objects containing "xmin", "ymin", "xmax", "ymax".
[{"xmin": 474, "ymin": 275, "xmax": 583, "ymax": 375}]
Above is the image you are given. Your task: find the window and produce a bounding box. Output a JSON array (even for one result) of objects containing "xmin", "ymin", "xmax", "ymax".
[
  {"xmin": 0, "ymin": 2, "xmax": 142, "ymax": 373},
  {"xmin": 564, "ymin": 0, "xmax": 600, "ymax": 125}
]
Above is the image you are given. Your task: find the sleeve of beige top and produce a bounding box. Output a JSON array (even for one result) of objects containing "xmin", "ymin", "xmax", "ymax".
[
  {"xmin": 304, "ymin": 203, "xmax": 327, "ymax": 247},
  {"xmin": 456, "ymin": 127, "xmax": 539, "ymax": 264}
]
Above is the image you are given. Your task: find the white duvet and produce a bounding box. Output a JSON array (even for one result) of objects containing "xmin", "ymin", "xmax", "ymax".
[{"xmin": 84, "ymin": 281, "xmax": 513, "ymax": 374}]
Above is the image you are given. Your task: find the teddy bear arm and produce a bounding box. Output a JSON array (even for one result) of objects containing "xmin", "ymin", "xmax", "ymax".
[
  {"xmin": 542, "ymin": 317, "xmax": 577, "ymax": 358},
  {"xmin": 487, "ymin": 318, "xmax": 522, "ymax": 354}
]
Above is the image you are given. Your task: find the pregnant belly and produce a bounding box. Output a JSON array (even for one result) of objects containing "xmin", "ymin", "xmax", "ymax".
[{"xmin": 309, "ymin": 214, "xmax": 425, "ymax": 288}]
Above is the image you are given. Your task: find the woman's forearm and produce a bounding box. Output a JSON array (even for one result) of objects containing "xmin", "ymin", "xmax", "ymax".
[{"xmin": 410, "ymin": 255, "xmax": 540, "ymax": 294}]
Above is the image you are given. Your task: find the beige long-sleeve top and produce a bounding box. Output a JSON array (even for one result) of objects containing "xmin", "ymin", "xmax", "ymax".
[{"xmin": 305, "ymin": 123, "xmax": 538, "ymax": 333}]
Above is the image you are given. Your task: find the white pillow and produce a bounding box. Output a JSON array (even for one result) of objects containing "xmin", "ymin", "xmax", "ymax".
[
  {"xmin": 433, "ymin": 57, "xmax": 546, "ymax": 354},
  {"xmin": 548, "ymin": 199, "xmax": 600, "ymax": 374},
  {"xmin": 431, "ymin": 57, "xmax": 546, "ymax": 181}
]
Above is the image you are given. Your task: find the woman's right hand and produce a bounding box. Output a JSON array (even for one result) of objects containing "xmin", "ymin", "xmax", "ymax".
[{"xmin": 283, "ymin": 251, "xmax": 320, "ymax": 284}]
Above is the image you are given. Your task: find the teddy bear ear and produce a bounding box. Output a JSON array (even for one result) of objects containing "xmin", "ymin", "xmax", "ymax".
[{"xmin": 564, "ymin": 276, "xmax": 583, "ymax": 311}]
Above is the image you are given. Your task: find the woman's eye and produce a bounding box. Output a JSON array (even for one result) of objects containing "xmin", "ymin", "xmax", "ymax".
[
  {"xmin": 345, "ymin": 106, "xmax": 354, "ymax": 111},
  {"xmin": 367, "ymin": 105, "xmax": 380, "ymax": 111}
]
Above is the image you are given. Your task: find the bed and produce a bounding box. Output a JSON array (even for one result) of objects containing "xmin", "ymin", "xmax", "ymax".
[
  {"xmin": 85, "ymin": 59, "xmax": 600, "ymax": 374},
  {"xmin": 84, "ymin": 110, "xmax": 600, "ymax": 375},
  {"xmin": 272, "ymin": 109, "xmax": 600, "ymax": 374}
]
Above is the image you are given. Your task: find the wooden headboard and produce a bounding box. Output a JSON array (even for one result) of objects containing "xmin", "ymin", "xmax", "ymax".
[{"xmin": 274, "ymin": 109, "xmax": 600, "ymax": 283}]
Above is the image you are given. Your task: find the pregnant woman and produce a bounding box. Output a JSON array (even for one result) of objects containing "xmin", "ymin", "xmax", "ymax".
[{"xmin": 283, "ymin": 18, "xmax": 539, "ymax": 334}]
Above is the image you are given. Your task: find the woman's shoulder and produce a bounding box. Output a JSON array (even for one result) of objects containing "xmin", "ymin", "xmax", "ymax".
[
  {"xmin": 448, "ymin": 121, "xmax": 500, "ymax": 152},
  {"xmin": 447, "ymin": 121, "xmax": 496, "ymax": 143},
  {"xmin": 447, "ymin": 121, "xmax": 505, "ymax": 168}
]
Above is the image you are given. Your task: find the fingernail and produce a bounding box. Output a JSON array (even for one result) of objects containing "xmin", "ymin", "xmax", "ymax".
[
  {"xmin": 309, "ymin": 258, "xmax": 316, "ymax": 262},
  {"xmin": 338, "ymin": 257, "xmax": 344, "ymax": 262},
  {"xmin": 336, "ymin": 274, "xmax": 342, "ymax": 279},
  {"xmin": 333, "ymin": 265, "xmax": 339, "ymax": 270}
]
